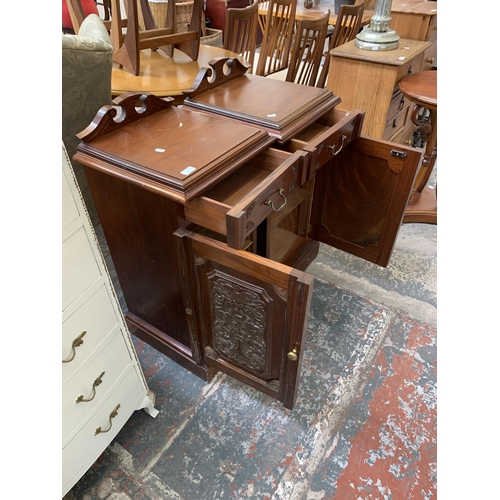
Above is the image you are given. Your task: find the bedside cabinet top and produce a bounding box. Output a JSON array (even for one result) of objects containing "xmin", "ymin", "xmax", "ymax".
[{"xmin": 330, "ymin": 38, "xmax": 431, "ymax": 67}]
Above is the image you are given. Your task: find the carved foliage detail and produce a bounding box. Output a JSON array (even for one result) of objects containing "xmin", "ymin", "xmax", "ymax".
[{"xmin": 209, "ymin": 272, "xmax": 269, "ymax": 374}]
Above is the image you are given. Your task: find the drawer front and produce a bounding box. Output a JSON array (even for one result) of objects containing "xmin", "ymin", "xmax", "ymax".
[
  {"xmin": 396, "ymin": 55, "xmax": 423, "ymax": 84},
  {"xmin": 62, "ymin": 168, "xmax": 80, "ymax": 231},
  {"xmin": 383, "ymin": 105, "xmax": 409, "ymax": 141},
  {"xmin": 302, "ymin": 110, "xmax": 365, "ymax": 180},
  {"xmin": 62, "ymin": 224, "xmax": 102, "ymax": 312},
  {"xmin": 62, "ymin": 284, "xmax": 119, "ymax": 383},
  {"xmin": 62, "ymin": 328, "xmax": 132, "ymax": 444},
  {"xmin": 225, "ymin": 150, "xmax": 305, "ymax": 249},
  {"xmin": 62, "ymin": 366, "xmax": 143, "ymax": 494},
  {"xmin": 387, "ymin": 88, "xmax": 408, "ymax": 124},
  {"xmin": 421, "ymin": 43, "xmax": 437, "ymax": 71},
  {"xmin": 184, "ymin": 149, "xmax": 306, "ymax": 250}
]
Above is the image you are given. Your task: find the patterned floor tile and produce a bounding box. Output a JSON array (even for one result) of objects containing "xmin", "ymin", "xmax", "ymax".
[{"xmin": 307, "ymin": 315, "xmax": 437, "ymax": 499}]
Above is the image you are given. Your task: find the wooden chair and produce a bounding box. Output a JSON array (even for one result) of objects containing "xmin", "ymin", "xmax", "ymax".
[
  {"xmin": 255, "ymin": 0, "xmax": 296, "ymax": 77},
  {"xmin": 285, "ymin": 10, "xmax": 330, "ymax": 86},
  {"xmin": 110, "ymin": 0, "xmax": 202, "ymax": 76},
  {"xmin": 224, "ymin": 0, "xmax": 259, "ymax": 71},
  {"xmin": 317, "ymin": 1, "xmax": 364, "ymax": 88}
]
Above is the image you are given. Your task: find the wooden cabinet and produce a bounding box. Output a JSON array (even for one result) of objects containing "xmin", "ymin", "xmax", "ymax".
[
  {"xmin": 326, "ymin": 38, "xmax": 431, "ymax": 146},
  {"xmin": 74, "ymin": 59, "xmax": 422, "ymax": 410},
  {"xmin": 62, "ymin": 144, "xmax": 158, "ymax": 496},
  {"xmin": 390, "ymin": 0, "xmax": 437, "ymax": 70}
]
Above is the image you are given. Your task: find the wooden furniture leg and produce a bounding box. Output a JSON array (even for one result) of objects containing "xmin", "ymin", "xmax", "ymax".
[
  {"xmin": 403, "ymin": 104, "xmax": 437, "ymax": 224},
  {"xmin": 398, "ymin": 70, "xmax": 437, "ymax": 225}
]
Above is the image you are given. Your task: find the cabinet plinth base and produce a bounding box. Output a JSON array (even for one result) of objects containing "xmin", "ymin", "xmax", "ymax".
[
  {"xmin": 403, "ymin": 185, "xmax": 437, "ymax": 224},
  {"xmin": 126, "ymin": 313, "xmax": 216, "ymax": 382}
]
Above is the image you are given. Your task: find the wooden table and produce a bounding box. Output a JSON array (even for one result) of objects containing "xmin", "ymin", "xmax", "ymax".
[
  {"xmin": 399, "ymin": 70, "xmax": 437, "ymax": 224},
  {"xmin": 257, "ymin": 0, "xmax": 373, "ymax": 26},
  {"xmin": 112, "ymin": 45, "xmax": 242, "ymax": 104}
]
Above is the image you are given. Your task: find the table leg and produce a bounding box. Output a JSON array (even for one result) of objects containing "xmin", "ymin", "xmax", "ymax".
[{"xmin": 403, "ymin": 104, "xmax": 437, "ymax": 224}]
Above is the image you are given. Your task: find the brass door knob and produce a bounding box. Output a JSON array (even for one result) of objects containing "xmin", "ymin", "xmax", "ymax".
[{"xmin": 287, "ymin": 348, "xmax": 298, "ymax": 361}]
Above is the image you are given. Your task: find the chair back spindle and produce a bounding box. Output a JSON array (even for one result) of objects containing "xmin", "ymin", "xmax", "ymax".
[
  {"xmin": 224, "ymin": 0, "xmax": 259, "ymax": 71},
  {"xmin": 286, "ymin": 10, "xmax": 330, "ymax": 86},
  {"xmin": 317, "ymin": 1, "xmax": 365, "ymax": 88},
  {"xmin": 255, "ymin": 0, "xmax": 296, "ymax": 77}
]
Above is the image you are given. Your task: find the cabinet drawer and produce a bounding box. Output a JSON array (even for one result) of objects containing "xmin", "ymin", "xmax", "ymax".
[
  {"xmin": 288, "ymin": 109, "xmax": 365, "ymax": 181},
  {"xmin": 396, "ymin": 55, "xmax": 423, "ymax": 84},
  {"xmin": 387, "ymin": 88, "xmax": 408, "ymax": 123},
  {"xmin": 184, "ymin": 148, "xmax": 306, "ymax": 250},
  {"xmin": 62, "ymin": 366, "xmax": 143, "ymax": 494},
  {"xmin": 62, "ymin": 224, "xmax": 102, "ymax": 312},
  {"xmin": 421, "ymin": 43, "xmax": 437, "ymax": 71},
  {"xmin": 62, "ymin": 168, "xmax": 80, "ymax": 231},
  {"xmin": 62, "ymin": 284, "xmax": 119, "ymax": 383},
  {"xmin": 383, "ymin": 105, "xmax": 409, "ymax": 141},
  {"xmin": 62, "ymin": 328, "xmax": 132, "ymax": 444}
]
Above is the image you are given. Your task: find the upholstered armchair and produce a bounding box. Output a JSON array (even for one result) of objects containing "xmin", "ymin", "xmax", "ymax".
[{"xmin": 62, "ymin": 13, "xmax": 113, "ymax": 225}]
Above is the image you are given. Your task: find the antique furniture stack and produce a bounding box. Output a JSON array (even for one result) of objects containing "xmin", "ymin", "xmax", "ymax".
[
  {"xmin": 73, "ymin": 58, "xmax": 423, "ymax": 411},
  {"xmin": 326, "ymin": 1, "xmax": 436, "ymax": 145},
  {"xmin": 62, "ymin": 144, "xmax": 158, "ymax": 496}
]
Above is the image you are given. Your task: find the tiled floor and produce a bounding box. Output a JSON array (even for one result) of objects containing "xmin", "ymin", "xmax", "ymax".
[{"xmin": 63, "ymin": 214, "xmax": 437, "ymax": 499}]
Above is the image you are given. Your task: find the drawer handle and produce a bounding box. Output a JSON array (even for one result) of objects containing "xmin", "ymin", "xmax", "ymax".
[
  {"xmin": 399, "ymin": 96, "xmax": 405, "ymax": 111},
  {"xmin": 62, "ymin": 331, "xmax": 87, "ymax": 363},
  {"xmin": 328, "ymin": 135, "xmax": 346, "ymax": 156},
  {"xmin": 264, "ymin": 188, "xmax": 287, "ymax": 212},
  {"xmin": 76, "ymin": 371, "xmax": 105, "ymax": 403},
  {"xmin": 94, "ymin": 403, "xmax": 120, "ymax": 436}
]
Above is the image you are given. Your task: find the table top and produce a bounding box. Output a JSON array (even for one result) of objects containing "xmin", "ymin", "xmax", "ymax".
[
  {"xmin": 398, "ymin": 70, "xmax": 437, "ymax": 110},
  {"xmin": 112, "ymin": 45, "xmax": 242, "ymax": 97},
  {"xmin": 258, "ymin": 0, "xmax": 373, "ymax": 26}
]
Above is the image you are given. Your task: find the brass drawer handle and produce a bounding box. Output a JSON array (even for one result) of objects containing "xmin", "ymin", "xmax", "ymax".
[
  {"xmin": 265, "ymin": 188, "xmax": 287, "ymax": 212},
  {"xmin": 76, "ymin": 371, "xmax": 105, "ymax": 403},
  {"xmin": 328, "ymin": 135, "xmax": 346, "ymax": 156},
  {"xmin": 62, "ymin": 331, "xmax": 87, "ymax": 363},
  {"xmin": 94, "ymin": 404, "xmax": 120, "ymax": 436}
]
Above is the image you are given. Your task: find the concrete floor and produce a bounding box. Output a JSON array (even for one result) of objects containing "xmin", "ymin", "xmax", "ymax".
[{"xmin": 63, "ymin": 207, "xmax": 437, "ymax": 500}]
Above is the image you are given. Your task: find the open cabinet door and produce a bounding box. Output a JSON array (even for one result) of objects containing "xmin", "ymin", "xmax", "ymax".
[
  {"xmin": 309, "ymin": 136, "xmax": 422, "ymax": 267},
  {"xmin": 174, "ymin": 227, "xmax": 314, "ymax": 409}
]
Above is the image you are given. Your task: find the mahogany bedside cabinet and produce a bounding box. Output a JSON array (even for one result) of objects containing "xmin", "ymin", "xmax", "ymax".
[{"xmin": 74, "ymin": 58, "xmax": 423, "ymax": 410}]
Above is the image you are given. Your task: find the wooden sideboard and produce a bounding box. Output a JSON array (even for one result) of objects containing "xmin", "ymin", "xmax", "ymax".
[
  {"xmin": 326, "ymin": 38, "xmax": 431, "ymax": 146},
  {"xmin": 74, "ymin": 59, "xmax": 422, "ymax": 410},
  {"xmin": 390, "ymin": 0, "xmax": 437, "ymax": 70},
  {"xmin": 62, "ymin": 144, "xmax": 158, "ymax": 496}
]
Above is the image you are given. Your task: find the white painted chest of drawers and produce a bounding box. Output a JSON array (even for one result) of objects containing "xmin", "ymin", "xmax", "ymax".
[{"xmin": 62, "ymin": 143, "xmax": 158, "ymax": 496}]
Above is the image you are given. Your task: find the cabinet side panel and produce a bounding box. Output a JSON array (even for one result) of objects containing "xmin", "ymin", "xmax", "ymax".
[{"xmin": 84, "ymin": 167, "xmax": 190, "ymax": 348}]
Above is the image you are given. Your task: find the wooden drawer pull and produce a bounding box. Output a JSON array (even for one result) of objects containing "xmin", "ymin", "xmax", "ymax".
[
  {"xmin": 265, "ymin": 188, "xmax": 287, "ymax": 212},
  {"xmin": 76, "ymin": 371, "xmax": 105, "ymax": 403},
  {"xmin": 94, "ymin": 404, "xmax": 120, "ymax": 436},
  {"xmin": 62, "ymin": 331, "xmax": 87, "ymax": 363},
  {"xmin": 328, "ymin": 135, "xmax": 346, "ymax": 156}
]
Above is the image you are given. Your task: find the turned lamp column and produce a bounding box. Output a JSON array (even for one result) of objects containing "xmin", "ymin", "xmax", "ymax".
[{"xmin": 355, "ymin": 0, "xmax": 399, "ymax": 50}]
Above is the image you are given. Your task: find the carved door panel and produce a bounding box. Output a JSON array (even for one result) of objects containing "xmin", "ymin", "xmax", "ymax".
[
  {"xmin": 309, "ymin": 136, "xmax": 422, "ymax": 267},
  {"xmin": 174, "ymin": 227, "xmax": 314, "ymax": 410}
]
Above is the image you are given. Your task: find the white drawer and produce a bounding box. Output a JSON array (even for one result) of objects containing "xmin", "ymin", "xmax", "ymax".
[
  {"xmin": 62, "ymin": 168, "xmax": 80, "ymax": 230},
  {"xmin": 62, "ymin": 366, "xmax": 143, "ymax": 494},
  {"xmin": 62, "ymin": 284, "xmax": 119, "ymax": 383},
  {"xmin": 62, "ymin": 328, "xmax": 132, "ymax": 445},
  {"xmin": 62, "ymin": 224, "xmax": 102, "ymax": 312}
]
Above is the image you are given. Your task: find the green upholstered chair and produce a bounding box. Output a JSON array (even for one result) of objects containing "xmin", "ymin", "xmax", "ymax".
[{"xmin": 62, "ymin": 13, "xmax": 113, "ymax": 226}]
